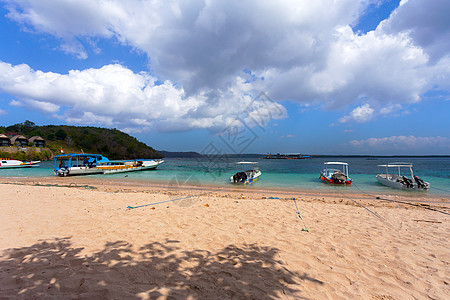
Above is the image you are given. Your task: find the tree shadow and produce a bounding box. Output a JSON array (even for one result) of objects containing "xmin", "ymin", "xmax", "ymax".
[{"xmin": 0, "ymin": 237, "xmax": 322, "ymax": 299}]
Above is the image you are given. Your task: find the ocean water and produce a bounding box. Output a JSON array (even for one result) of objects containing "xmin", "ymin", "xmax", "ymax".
[{"xmin": 1, "ymin": 156, "xmax": 449, "ymax": 196}]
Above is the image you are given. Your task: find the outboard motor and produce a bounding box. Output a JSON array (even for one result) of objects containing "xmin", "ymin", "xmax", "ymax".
[
  {"xmin": 402, "ymin": 176, "xmax": 413, "ymax": 188},
  {"xmin": 332, "ymin": 171, "xmax": 347, "ymax": 183},
  {"xmin": 233, "ymin": 172, "xmax": 247, "ymax": 183},
  {"xmin": 56, "ymin": 167, "xmax": 69, "ymax": 177},
  {"xmin": 414, "ymin": 176, "xmax": 426, "ymax": 189}
]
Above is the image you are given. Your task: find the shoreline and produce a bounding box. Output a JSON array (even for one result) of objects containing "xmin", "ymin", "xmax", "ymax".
[
  {"xmin": 1, "ymin": 176, "xmax": 449, "ymax": 207},
  {"xmin": 1, "ymin": 178, "xmax": 449, "ymax": 298}
]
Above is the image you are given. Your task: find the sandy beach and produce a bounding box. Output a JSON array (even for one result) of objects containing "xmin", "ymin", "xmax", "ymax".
[{"xmin": 0, "ymin": 177, "xmax": 449, "ymax": 299}]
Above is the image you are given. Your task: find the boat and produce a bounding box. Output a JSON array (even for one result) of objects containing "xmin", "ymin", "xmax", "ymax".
[
  {"xmin": 264, "ymin": 153, "xmax": 310, "ymax": 159},
  {"xmin": 376, "ymin": 162, "xmax": 430, "ymax": 190},
  {"xmin": 53, "ymin": 153, "xmax": 109, "ymax": 176},
  {"xmin": 0, "ymin": 159, "xmax": 40, "ymax": 169},
  {"xmin": 97, "ymin": 159, "xmax": 164, "ymax": 174},
  {"xmin": 230, "ymin": 161, "xmax": 261, "ymax": 184},
  {"xmin": 319, "ymin": 162, "xmax": 352, "ymax": 185}
]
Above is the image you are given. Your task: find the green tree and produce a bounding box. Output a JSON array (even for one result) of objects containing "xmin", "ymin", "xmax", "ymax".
[{"xmin": 55, "ymin": 129, "xmax": 67, "ymax": 140}]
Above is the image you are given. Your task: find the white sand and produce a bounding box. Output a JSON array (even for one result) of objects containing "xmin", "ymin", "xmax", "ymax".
[{"xmin": 0, "ymin": 180, "xmax": 449, "ymax": 299}]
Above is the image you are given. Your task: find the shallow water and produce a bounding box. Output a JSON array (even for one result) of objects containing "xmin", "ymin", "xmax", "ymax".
[{"xmin": 1, "ymin": 156, "xmax": 449, "ymax": 197}]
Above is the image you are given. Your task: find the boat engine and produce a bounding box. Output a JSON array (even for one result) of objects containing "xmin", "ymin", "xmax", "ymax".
[
  {"xmin": 331, "ymin": 171, "xmax": 347, "ymax": 183},
  {"xmin": 402, "ymin": 176, "xmax": 414, "ymax": 188},
  {"xmin": 56, "ymin": 167, "xmax": 69, "ymax": 177},
  {"xmin": 414, "ymin": 176, "xmax": 426, "ymax": 189},
  {"xmin": 233, "ymin": 172, "xmax": 247, "ymax": 183}
]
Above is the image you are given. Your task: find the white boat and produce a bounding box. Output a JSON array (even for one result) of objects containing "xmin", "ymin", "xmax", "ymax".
[
  {"xmin": 376, "ymin": 162, "xmax": 430, "ymax": 190},
  {"xmin": 97, "ymin": 159, "xmax": 164, "ymax": 174},
  {"xmin": 0, "ymin": 159, "xmax": 40, "ymax": 169},
  {"xmin": 53, "ymin": 153, "xmax": 109, "ymax": 176},
  {"xmin": 230, "ymin": 161, "xmax": 261, "ymax": 184},
  {"xmin": 319, "ymin": 162, "xmax": 352, "ymax": 185}
]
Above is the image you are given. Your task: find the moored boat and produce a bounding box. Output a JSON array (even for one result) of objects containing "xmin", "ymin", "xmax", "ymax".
[
  {"xmin": 320, "ymin": 162, "xmax": 352, "ymax": 185},
  {"xmin": 97, "ymin": 159, "xmax": 164, "ymax": 174},
  {"xmin": 53, "ymin": 153, "xmax": 109, "ymax": 176},
  {"xmin": 230, "ymin": 162, "xmax": 261, "ymax": 184},
  {"xmin": 376, "ymin": 162, "xmax": 430, "ymax": 190},
  {"xmin": 0, "ymin": 159, "xmax": 40, "ymax": 169}
]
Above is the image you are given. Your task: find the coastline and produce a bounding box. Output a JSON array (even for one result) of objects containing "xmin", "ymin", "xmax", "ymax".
[
  {"xmin": 1, "ymin": 177, "xmax": 449, "ymax": 298},
  {"xmin": 1, "ymin": 175, "xmax": 448, "ymax": 204}
]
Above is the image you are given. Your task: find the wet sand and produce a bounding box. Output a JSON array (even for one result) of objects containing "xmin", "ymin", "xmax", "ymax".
[{"xmin": 0, "ymin": 177, "xmax": 449, "ymax": 299}]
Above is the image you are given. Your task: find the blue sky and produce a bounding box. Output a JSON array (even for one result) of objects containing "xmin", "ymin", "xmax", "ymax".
[{"xmin": 0, "ymin": 0, "xmax": 449, "ymax": 155}]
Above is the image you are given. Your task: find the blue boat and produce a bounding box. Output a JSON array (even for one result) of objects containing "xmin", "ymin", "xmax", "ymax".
[{"xmin": 53, "ymin": 153, "xmax": 109, "ymax": 176}]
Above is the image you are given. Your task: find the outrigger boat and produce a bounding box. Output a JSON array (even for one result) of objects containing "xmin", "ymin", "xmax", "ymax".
[
  {"xmin": 320, "ymin": 162, "xmax": 352, "ymax": 185},
  {"xmin": 230, "ymin": 161, "xmax": 261, "ymax": 184},
  {"xmin": 97, "ymin": 159, "xmax": 164, "ymax": 174},
  {"xmin": 376, "ymin": 162, "xmax": 430, "ymax": 190},
  {"xmin": 53, "ymin": 153, "xmax": 109, "ymax": 176},
  {"xmin": 0, "ymin": 159, "xmax": 40, "ymax": 169}
]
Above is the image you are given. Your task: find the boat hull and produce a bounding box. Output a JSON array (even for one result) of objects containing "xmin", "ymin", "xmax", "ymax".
[
  {"xmin": 319, "ymin": 172, "xmax": 352, "ymax": 185},
  {"xmin": 376, "ymin": 174, "xmax": 430, "ymax": 190},
  {"xmin": 230, "ymin": 170, "xmax": 261, "ymax": 184},
  {"xmin": 0, "ymin": 160, "xmax": 40, "ymax": 169},
  {"xmin": 56, "ymin": 166, "xmax": 103, "ymax": 176},
  {"xmin": 101, "ymin": 160, "xmax": 163, "ymax": 174}
]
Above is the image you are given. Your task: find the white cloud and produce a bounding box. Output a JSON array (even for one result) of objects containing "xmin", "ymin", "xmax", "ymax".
[
  {"xmin": 0, "ymin": 61, "xmax": 286, "ymax": 132},
  {"xmin": 2, "ymin": 0, "xmax": 449, "ymax": 128},
  {"xmin": 0, "ymin": 108, "xmax": 6, "ymax": 115},
  {"xmin": 339, "ymin": 104, "xmax": 374, "ymax": 123},
  {"xmin": 350, "ymin": 135, "xmax": 450, "ymax": 150},
  {"xmin": 379, "ymin": 0, "xmax": 450, "ymax": 62}
]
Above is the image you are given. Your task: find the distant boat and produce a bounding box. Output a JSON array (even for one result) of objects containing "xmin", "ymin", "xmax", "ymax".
[
  {"xmin": 230, "ymin": 161, "xmax": 261, "ymax": 184},
  {"xmin": 319, "ymin": 162, "xmax": 352, "ymax": 185},
  {"xmin": 97, "ymin": 159, "xmax": 164, "ymax": 174},
  {"xmin": 264, "ymin": 153, "xmax": 309, "ymax": 159},
  {"xmin": 0, "ymin": 159, "xmax": 40, "ymax": 169},
  {"xmin": 53, "ymin": 153, "xmax": 109, "ymax": 176},
  {"xmin": 376, "ymin": 162, "xmax": 430, "ymax": 190}
]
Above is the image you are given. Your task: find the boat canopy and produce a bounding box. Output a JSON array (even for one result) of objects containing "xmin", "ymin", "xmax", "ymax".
[
  {"xmin": 377, "ymin": 162, "xmax": 413, "ymax": 168},
  {"xmin": 324, "ymin": 162, "xmax": 348, "ymax": 166},
  {"xmin": 377, "ymin": 162, "xmax": 414, "ymax": 178},
  {"xmin": 235, "ymin": 161, "xmax": 258, "ymax": 165}
]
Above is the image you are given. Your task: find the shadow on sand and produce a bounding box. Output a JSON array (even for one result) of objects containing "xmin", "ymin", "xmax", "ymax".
[{"xmin": 0, "ymin": 237, "xmax": 322, "ymax": 299}]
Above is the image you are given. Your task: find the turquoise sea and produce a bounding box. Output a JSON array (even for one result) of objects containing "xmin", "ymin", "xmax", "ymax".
[{"xmin": 1, "ymin": 156, "xmax": 449, "ymax": 197}]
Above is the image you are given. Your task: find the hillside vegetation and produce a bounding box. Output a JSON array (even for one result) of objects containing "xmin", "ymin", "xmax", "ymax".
[{"xmin": 0, "ymin": 121, "xmax": 162, "ymax": 160}]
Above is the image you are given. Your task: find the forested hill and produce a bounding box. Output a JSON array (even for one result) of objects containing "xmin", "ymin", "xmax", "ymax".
[{"xmin": 1, "ymin": 121, "xmax": 162, "ymax": 159}]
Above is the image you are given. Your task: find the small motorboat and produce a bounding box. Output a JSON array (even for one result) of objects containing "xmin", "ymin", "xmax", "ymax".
[
  {"xmin": 320, "ymin": 162, "xmax": 352, "ymax": 185},
  {"xmin": 230, "ymin": 161, "xmax": 261, "ymax": 184},
  {"xmin": 97, "ymin": 159, "xmax": 164, "ymax": 174},
  {"xmin": 0, "ymin": 159, "xmax": 40, "ymax": 169},
  {"xmin": 376, "ymin": 162, "xmax": 430, "ymax": 190},
  {"xmin": 53, "ymin": 153, "xmax": 109, "ymax": 176}
]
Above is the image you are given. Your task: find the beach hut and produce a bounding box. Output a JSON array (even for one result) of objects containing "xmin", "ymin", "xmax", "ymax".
[
  {"xmin": 10, "ymin": 135, "xmax": 29, "ymax": 147},
  {"xmin": 0, "ymin": 134, "xmax": 11, "ymax": 147},
  {"xmin": 29, "ymin": 136, "xmax": 46, "ymax": 147}
]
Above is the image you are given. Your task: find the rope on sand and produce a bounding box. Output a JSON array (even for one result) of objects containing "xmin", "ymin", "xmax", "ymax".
[
  {"xmin": 293, "ymin": 198, "xmax": 309, "ymax": 232},
  {"xmin": 352, "ymin": 184, "xmax": 450, "ymax": 216},
  {"xmin": 127, "ymin": 191, "xmax": 216, "ymax": 209},
  {"xmin": 336, "ymin": 189, "xmax": 385, "ymax": 221}
]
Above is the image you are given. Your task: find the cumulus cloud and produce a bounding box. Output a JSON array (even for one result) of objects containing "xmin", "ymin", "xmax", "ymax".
[
  {"xmin": 350, "ymin": 135, "xmax": 450, "ymax": 152},
  {"xmin": 0, "ymin": 108, "xmax": 6, "ymax": 115},
  {"xmin": 0, "ymin": 61, "xmax": 286, "ymax": 132},
  {"xmin": 2, "ymin": 0, "xmax": 449, "ymax": 129},
  {"xmin": 339, "ymin": 104, "xmax": 374, "ymax": 123},
  {"xmin": 379, "ymin": 0, "xmax": 450, "ymax": 62}
]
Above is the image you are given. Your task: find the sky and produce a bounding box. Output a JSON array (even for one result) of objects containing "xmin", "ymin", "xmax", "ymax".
[{"xmin": 0, "ymin": 0, "xmax": 449, "ymax": 155}]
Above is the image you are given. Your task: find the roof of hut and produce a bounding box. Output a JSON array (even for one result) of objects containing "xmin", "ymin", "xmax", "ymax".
[
  {"xmin": 29, "ymin": 136, "xmax": 45, "ymax": 142},
  {"xmin": 10, "ymin": 135, "xmax": 28, "ymax": 143}
]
